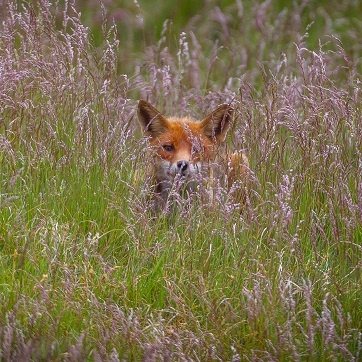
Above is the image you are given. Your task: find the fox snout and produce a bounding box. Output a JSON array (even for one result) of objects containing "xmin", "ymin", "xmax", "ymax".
[
  {"xmin": 170, "ymin": 159, "xmax": 198, "ymax": 180},
  {"xmin": 176, "ymin": 160, "xmax": 189, "ymax": 175}
]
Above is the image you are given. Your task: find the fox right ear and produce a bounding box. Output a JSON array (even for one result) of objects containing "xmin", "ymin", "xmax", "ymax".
[
  {"xmin": 200, "ymin": 104, "xmax": 233, "ymax": 144},
  {"xmin": 137, "ymin": 100, "xmax": 169, "ymax": 137}
]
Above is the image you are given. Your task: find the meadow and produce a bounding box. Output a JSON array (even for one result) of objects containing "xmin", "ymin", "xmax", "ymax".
[{"xmin": 0, "ymin": 0, "xmax": 361, "ymax": 360}]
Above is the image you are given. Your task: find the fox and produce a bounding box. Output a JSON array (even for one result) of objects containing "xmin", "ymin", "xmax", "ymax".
[{"xmin": 137, "ymin": 100, "xmax": 249, "ymax": 212}]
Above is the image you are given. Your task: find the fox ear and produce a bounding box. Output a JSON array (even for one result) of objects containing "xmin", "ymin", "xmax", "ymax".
[
  {"xmin": 137, "ymin": 100, "xmax": 169, "ymax": 137},
  {"xmin": 200, "ymin": 104, "xmax": 232, "ymax": 144}
]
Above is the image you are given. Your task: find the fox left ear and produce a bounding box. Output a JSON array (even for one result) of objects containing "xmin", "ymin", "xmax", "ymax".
[
  {"xmin": 200, "ymin": 104, "xmax": 233, "ymax": 144},
  {"xmin": 137, "ymin": 100, "xmax": 169, "ymax": 137}
]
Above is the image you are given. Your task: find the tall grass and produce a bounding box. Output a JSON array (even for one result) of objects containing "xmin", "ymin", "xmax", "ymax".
[{"xmin": 0, "ymin": 0, "xmax": 361, "ymax": 360}]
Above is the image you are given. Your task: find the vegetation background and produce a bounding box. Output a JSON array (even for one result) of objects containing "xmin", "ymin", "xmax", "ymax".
[{"xmin": 0, "ymin": 0, "xmax": 361, "ymax": 360}]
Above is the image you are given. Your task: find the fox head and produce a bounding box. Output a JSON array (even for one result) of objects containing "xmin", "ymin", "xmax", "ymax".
[{"xmin": 137, "ymin": 100, "xmax": 232, "ymax": 188}]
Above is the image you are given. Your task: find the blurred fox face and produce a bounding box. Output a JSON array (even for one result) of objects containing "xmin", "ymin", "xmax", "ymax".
[
  {"xmin": 148, "ymin": 120, "xmax": 213, "ymax": 182},
  {"xmin": 137, "ymin": 100, "xmax": 232, "ymax": 185}
]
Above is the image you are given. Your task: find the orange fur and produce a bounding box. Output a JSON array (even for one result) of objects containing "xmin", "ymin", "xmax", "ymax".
[{"xmin": 137, "ymin": 100, "xmax": 249, "ymax": 212}]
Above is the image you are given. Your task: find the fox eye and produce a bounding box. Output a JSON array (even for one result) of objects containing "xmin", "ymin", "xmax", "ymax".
[{"xmin": 162, "ymin": 145, "xmax": 174, "ymax": 152}]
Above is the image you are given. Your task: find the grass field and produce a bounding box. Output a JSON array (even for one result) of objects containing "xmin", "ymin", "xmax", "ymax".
[{"xmin": 0, "ymin": 0, "xmax": 362, "ymax": 360}]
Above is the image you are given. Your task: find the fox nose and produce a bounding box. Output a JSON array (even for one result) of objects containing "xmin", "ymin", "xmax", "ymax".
[{"xmin": 177, "ymin": 160, "xmax": 189, "ymax": 174}]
